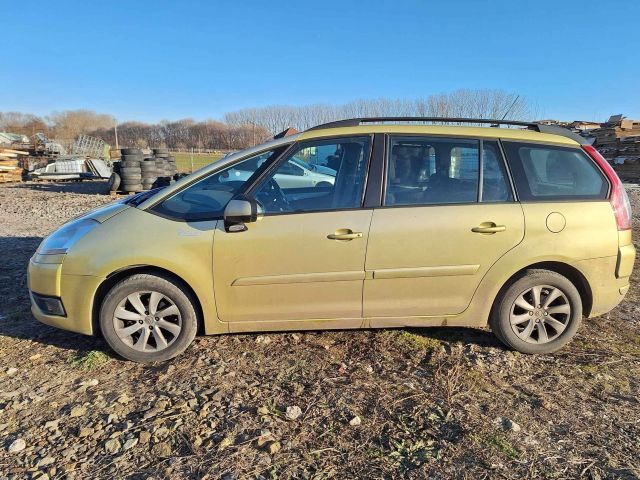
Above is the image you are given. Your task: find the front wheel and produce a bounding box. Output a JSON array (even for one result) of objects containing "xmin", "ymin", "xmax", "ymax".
[
  {"xmin": 99, "ymin": 273, "xmax": 198, "ymax": 363},
  {"xmin": 490, "ymin": 269, "xmax": 582, "ymax": 354}
]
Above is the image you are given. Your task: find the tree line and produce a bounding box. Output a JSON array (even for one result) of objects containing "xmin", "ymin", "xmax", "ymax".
[{"xmin": 1, "ymin": 90, "xmax": 537, "ymax": 151}]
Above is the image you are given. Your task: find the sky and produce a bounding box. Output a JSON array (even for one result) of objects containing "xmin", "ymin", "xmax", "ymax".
[{"xmin": 2, "ymin": 0, "xmax": 639, "ymax": 123}]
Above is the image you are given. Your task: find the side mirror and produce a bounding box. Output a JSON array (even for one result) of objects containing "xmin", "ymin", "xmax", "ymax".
[{"xmin": 223, "ymin": 196, "xmax": 264, "ymax": 232}]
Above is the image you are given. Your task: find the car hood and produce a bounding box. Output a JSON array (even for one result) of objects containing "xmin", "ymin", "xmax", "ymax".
[{"xmin": 77, "ymin": 202, "xmax": 131, "ymax": 224}]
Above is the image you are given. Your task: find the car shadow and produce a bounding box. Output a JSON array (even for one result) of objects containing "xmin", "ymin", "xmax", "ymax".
[
  {"xmin": 405, "ymin": 326, "xmax": 505, "ymax": 349},
  {"xmin": 15, "ymin": 180, "xmax": 109, "ymax": 195}
]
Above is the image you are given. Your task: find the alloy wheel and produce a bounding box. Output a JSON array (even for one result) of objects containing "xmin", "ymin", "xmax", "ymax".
[
  {"xmin": 112, "ymin": 291, "xmax": 182, "ymax": 352},
  {"xmin": 509, "ymin": 284, "xmax": 571, "ymax": 344}
]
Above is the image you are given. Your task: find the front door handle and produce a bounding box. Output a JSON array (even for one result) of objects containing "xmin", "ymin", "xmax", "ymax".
[
  {"xmin": 472, "ymin": 222, "xmax": 506, "ymax": 234},
  {"xmin": 327, "ymin": 228, "xmax": 363, "ymax": 241}
]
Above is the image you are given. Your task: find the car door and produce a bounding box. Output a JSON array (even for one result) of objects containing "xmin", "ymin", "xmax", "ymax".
[
  {"xmin": 213, "ymin": 135, "xmax": 373, "ymax": 326},
  {"xmin": 364, "ymin": 136, "xmax": 525, "ymax": 323}
]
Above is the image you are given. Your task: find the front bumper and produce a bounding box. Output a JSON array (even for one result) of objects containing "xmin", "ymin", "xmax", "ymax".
[{"xmin": 28, "ymin": 255, "xmax": 103, "ymax": 336}]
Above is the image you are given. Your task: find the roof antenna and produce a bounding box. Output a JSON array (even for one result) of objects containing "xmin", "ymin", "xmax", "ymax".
[{"xmin": 500, "ymin": 95, "xmax": 520, "ymax": 121}]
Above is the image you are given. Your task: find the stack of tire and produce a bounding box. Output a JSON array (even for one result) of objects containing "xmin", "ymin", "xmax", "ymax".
[
  {"xmin": 118, "ymin": 148, "xmax": 144, "ymax": 192},
  {"xmin": 152, "ymin": 148, "xmax": 178, "ymax": 186},
  {"xmin": 108, "ymin": 147, "xmax": 179, "ymax": 194},
  {"xmin": 141, "ymin": 155, "xmax": 159, "ymax": 191}
]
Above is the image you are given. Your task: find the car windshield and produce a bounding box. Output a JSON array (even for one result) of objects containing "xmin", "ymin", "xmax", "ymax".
[{"xmin": 150, "ymin": 147, "xmax": 287, "ymax": 221}]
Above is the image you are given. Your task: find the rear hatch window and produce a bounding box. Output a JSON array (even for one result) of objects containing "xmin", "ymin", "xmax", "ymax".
[{"xmin": 502, "ymin": 142, "xmax": 609, "ymax": 201}]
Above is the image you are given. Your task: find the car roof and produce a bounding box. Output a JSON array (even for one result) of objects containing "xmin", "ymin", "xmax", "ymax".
[{"xmin": 298, "ymin": 124, "xmax": 580, "ymax": 146}]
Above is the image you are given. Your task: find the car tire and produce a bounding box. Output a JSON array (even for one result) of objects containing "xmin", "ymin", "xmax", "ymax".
[
  {"xmin": 490, "ymin": 269, "xmax": 582, "ymax": 354},
  {"xmin": 122, "ymin": 154, "xmax": 144, "ymax": 161},
  {"xmin": 120, "ymin": 167, "xmax": 141, "ymax": 175},
  {"xmin": 121, "ymin": 183, "xmax": 143, "ymax": 191},
  {"xmin": 121, "ymin": 148, "xmax": 142, "ymax": 156},
  {"xmin": 121, "ymin": 161, "xmax": 141, "ymax": 168},
  {"xmin": 99, "ymin": 273, "xmax": 198, "ymax": 363},
  {"xmin": 107, "ymin": 172, "xmax": 121, "ymax": 192}
]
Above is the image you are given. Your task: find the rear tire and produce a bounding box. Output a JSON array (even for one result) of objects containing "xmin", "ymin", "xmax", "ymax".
[
  {"xmin": 490, "ymin": 269, "xmax": 582, "ymax": 354},
  {"xmin": 99, "ymin": 273, "xmax": 198, "ymax": 363}
]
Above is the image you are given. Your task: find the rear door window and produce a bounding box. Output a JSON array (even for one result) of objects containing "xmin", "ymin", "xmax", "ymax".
[
  {"xmin": 482, "ymin": 141, "xmax": 512, "ymax": 202},
  {"xmin": 502, "ymin": 142, "xmax": 608, "ymax": 201},
  {"xmin": 384, "ymin": 136, "xmax": 512, "ymax": 206}
]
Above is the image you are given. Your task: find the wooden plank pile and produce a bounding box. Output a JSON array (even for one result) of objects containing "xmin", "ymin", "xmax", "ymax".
[
  {"xmin": 592, "ymin": 115, "xmax": 640, "ymax": 164},
  {"xmin": 0, "ymin": 147, "xmax": 28, "ymax": 182}
]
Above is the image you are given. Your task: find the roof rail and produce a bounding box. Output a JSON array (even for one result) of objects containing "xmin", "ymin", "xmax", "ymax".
[{"xmin": 306, "ymin": 117, "xmax": 588, "ymax": 145}]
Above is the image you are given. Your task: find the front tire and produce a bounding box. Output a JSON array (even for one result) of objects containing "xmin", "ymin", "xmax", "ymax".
[
  {"xmin": 99, "ymin": 273, "xmax": 198, "ymax": 363},
  {"xmin": 490, "ymin": 269, "xmax": 582, "ymax": 354}
]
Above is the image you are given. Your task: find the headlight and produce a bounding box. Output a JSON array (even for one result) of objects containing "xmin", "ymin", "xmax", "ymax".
[{"xmin": 38, "ymin": 218, "xmax": 99, "ymax": 255}]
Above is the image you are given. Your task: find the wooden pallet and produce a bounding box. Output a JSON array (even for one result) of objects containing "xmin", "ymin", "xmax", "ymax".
[
  {"xmin": 0, "ymin": 171, "xmax": 22, "ymax": 183},
  {"xmin": 109, "ymin": 191, "xmax": 138, "ymax": 197}
]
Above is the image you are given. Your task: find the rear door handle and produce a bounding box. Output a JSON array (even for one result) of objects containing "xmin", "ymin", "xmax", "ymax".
[
  {"xmin": 471, "ymin": 223, "xmax": 506, "ymax": 234},
  {"xmin": 327, "ymin": 229, "xmax": 363, "ymax": 241}
]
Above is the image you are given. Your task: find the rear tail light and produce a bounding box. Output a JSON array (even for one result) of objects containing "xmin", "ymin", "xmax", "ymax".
[{"xmin": 582, "ymin": 145, "xmax": 632, "ymax": 231}]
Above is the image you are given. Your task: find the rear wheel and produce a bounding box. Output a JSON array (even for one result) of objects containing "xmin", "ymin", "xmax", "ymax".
[
  {"xmin": 490, "ymin": 269, "xmax": 582, "ymax": 354},
  {"xmin": 99, "ymin": 273, "xmax": 198, "ymax": 363}
]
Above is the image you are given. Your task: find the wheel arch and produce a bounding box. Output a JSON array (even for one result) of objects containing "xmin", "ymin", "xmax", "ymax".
[
  {"xmin": 494, "ymin": 261, "xmax": 593, "ymax": 317},
  {"xmin": 92, "ymin": 265, "xmax": 205, "ymax": 336}
]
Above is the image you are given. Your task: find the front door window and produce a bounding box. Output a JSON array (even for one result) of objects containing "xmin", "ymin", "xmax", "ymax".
[{"xmin": 252, "ymin": 136, "xmax": 371, "ymax": 214}]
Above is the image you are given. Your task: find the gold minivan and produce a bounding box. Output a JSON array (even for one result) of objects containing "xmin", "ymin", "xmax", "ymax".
[{"xmin": 28, "ymin": 118, "xmax": 635, "ymax": 362}]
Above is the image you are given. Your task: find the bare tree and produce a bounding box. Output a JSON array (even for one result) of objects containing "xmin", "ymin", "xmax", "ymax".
[
  {"xmin": 48, "ymin": 110, "xmax": 116, "ymax": 140},
  {"xmin": 224, "ymin": 90, "xmax": 538, "ymax": 133},
  {"xmin": 0, "ymin": 112, "xmax": 51, "ymax": 137},
  {"xmin": 1, "ymin": 90, "xmax": 539, "ymax": 151}
]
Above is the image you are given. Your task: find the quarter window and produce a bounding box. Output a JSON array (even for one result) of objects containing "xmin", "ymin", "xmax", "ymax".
[
  {"xmin": 252, "ymin": 136, "xmax": 371, "ymax": 214},
  {"xmin": 384, "ymin": 136, "xmax": 512, "ymax": 206},
  {"xmin": 502, "ymin": 142, "xmax": 608, "ymax": 200}
]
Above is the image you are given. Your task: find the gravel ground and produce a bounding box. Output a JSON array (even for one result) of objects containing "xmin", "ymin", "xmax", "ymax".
[{"xmin": 0, "ymin": 180, "xmax": 638, "ymax": 479}]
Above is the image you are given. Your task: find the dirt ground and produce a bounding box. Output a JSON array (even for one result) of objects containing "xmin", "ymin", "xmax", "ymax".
[{"xmin": 0, "ymin": 181, "xmax": 638, "ymax": 480}]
